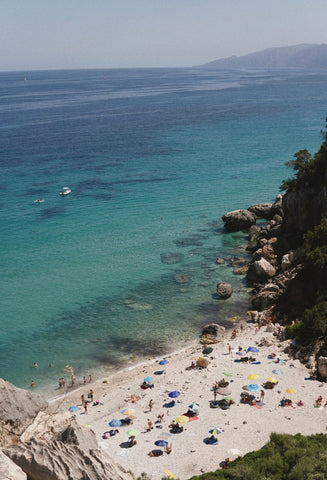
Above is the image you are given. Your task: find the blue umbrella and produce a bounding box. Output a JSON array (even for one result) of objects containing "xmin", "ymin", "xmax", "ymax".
[
  {"xmin": 144, "ymin": 377, "xmax": 153, "ymax": 383},
  {"xmin": 168, "ymin": 391, "xmax": 180, "ymax": 398},
  {"xmin": 272, "ymin": 369, "xmax": 283, "ymax": 375},
  {"xmin": 247, "ymin": 347, "xmax": 259, "ymax": 353},
  {"xmin": 155, "ymin": 440, "xmax": 168, "ymax": 447},
  {"xmin": 69, "ymin": 406, "xmax": 79, "ymax": 412},
  {"xmin": 109, "ymin": 419, "xmax": 123, "ymax": 428},
  {"xmin": 159, "ymin": 359, "xmax": 169, "ymax": 365},
  {"xmin": 247, "ymin": 384, "xmax": 261, "ymax": 392},
  {"xmin": 209, "ymin": 427, "xmax": 222, "ymax": 435}
]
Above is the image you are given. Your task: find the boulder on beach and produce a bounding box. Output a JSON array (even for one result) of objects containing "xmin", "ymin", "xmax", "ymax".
[
  {"xmin": 200, "ymin": 323, "xmax": 225, "ymax": 344},
  {"xmin": 216, "ymin": 281, "xmax": 233, "ymax": 299},
  {"xmin": 222, "ymin": 209, "xmax": 256, "ymax": 232},
  {"xmin": 318, "ymin": 356, "xmax": 327, "ymax": 380}
]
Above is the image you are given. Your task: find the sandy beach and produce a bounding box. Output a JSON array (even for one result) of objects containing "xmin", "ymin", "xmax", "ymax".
[{"xmin": 53, "ymin": 322, "xmax": 327, "ymax": 480}]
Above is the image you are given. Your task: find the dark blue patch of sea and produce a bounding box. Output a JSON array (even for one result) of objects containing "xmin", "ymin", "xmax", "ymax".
[{"xmin": 0, "ymin": 67, "xmax": 326, "ymax": 392}]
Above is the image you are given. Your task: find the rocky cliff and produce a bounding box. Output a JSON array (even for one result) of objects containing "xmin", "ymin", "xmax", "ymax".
[{"xmin": 0, "ymin": 379, "xmax": 134, "ymax": 480}]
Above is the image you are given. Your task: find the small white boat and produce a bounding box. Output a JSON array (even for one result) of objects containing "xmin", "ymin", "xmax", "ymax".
[{"xmin": 60, "ymin": 187, "xmax": 71, "ymax": 196}]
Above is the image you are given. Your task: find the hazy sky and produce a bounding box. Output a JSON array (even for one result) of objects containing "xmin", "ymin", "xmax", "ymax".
[{"xmin": 1, "ymin": 0, "xmax": 327, "ymax": 71}]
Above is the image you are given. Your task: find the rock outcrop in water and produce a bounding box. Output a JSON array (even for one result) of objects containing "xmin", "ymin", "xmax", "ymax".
[
  {"xmin": 216, "ymin": 281, "xmax": 233, "ymax": 299},
  {"xmin": 0, "ymin": 379, "xmax": 134, "ymax": 480},
  {"xmin": 222, "ymin": 209, "xmax": 256, "ymax": 232}
]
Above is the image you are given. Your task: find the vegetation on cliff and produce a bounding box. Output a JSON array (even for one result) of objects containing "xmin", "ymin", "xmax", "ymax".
[
  {"xmin": 188, "ymin": 433, "xmax": 327, "ymax": 480},
  {"xmin": 277, "ymin": 123, "xmax": 327, "ymax": 352}
]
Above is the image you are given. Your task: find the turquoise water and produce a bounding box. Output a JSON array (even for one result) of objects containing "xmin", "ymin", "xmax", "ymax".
[{"xmin": 0, "ymin": 68, "xmax": 325, "ymax": 392}]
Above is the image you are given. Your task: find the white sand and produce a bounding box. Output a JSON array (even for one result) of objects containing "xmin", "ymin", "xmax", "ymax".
[{"xmin": 54, "ymin": 323, "xmax": 327, "ymax": 480}]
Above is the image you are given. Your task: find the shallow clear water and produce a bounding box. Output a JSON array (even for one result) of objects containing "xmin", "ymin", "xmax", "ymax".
[{"xmin": 0, "ymin": 67, "xmax": 325, "ymax": 392}]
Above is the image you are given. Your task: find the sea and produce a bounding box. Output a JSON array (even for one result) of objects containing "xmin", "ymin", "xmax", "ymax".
[{"xmin": 1, "ymin": 67, "xmax": 326, "ymax": 394}]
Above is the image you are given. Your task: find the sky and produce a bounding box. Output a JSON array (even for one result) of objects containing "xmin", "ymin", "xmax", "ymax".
[{"xmin": 1, "ymin": 0, "xmax": 327, "ymax": 71}]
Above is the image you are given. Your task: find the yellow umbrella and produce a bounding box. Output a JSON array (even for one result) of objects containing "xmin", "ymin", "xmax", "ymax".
[
  {"xmin": 120, "ymin": 408, "xmax": 135, "ymax": 416},
  {"xmin": 163, "ymin": 470, "xmax": 176, "ymax": 479},
  {"xmin": 286, "ymin": 388, "xmax": 296, "ymax": 394},
  {"xmin": 247, "ymin": 374, "xmax": 259, "ymax": 380},
  {"xmin": 176, "ymin": 415, "xmax": 189, "ymax": 423},
  {"xmin": 267, "ymin": 377, "xmax": 278, "ymax": 383}
]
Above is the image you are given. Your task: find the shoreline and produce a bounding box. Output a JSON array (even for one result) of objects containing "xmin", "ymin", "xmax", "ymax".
[{"xmin": 52, "ymin": 319, "xmax": 327, "ymax": 480}]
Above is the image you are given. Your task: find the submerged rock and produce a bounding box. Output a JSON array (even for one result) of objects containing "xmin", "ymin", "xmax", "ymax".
[
  {"xmin": 160, "ymin": 252, "xmax": 184, "ymax": 264},
  {"xmin": 173, "ymin": 274, "xmax": 191, "ymax": 284}
]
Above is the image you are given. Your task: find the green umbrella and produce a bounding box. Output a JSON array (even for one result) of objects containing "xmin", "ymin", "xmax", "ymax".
[{"xmin": 126, "ymin": 428, "xmax": 140, "ymax": 436}]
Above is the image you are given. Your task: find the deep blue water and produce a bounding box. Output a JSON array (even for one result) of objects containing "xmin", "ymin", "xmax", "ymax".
[{"xmin": 0, "ymin": 67, "xmax": 326, "ymax": 393}]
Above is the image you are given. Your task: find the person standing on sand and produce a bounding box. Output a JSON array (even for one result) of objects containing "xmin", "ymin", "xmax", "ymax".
[
  {"xmin": 83, "ymin": 376, "xmax": 87, "ymax": 385},
  {"xmin": 89, "ymin": 374, "xmax": 93, "ymax": 383},
  {"xmin": 228, "ymin": 343, "xmax": 232, "ymax": 354},
  {"xmin": 260, "ymin": 390, "xmax": 265, "ymax": 402},
  {"xmin": 83, "ymin": 401, "xmax": 88, "ymax": 414},
  {"xmin": 147, "ymin": 419, "xmax": 153, "ymax": 431},
  {"xmin": 148, "ymin": 399, "xmax": 153, "ymax": 411},
  {"xmin": 213, "ymin": 382, "xmax": 218, "ymax": 401}
]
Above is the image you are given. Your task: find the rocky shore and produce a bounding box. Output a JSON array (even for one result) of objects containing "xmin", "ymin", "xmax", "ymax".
[{"xmin": 1, "ymin": 162, "xmax": 326, "ymax": 479}]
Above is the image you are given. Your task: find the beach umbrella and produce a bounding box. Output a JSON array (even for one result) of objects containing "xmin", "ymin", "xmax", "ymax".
[
  {"xmin": 209, "ymin": 428, "xmax": 222, "ymax": 435},
  {"xmin": 108, "ymin": 419, "xmax": 122, "ymax": 428},
  {"xmin": 247, "ymin": 374, "xmax": 260, "ymax": 380},
  {"xmin": 144, "ymin": 377, "xmax": 153, "ymax": 383},
  {"xmin": 176, "ymin": 415, "xmax": 189, "ymax": 423},
  {"xmin": 267, "ymin": 377, "xmax": 278, "ymax": 383},
  {"xmin": 217, "ymin": 387, "xmax": 232, "ymax": 396},
  {"xmin": 286, "ymin": 388, "xmax": 296, "ymax": 394},
  {"xmin": 247, "ymin": 384, "xmax": 261, "ymax": 392},
  {"xmin": 222, "ymin": 371, "xmax": 232, "ymax": 377},
  {"xmin": 202, "ymin": 347, "xmax": 213, "ymax": 354},
  {"xmin": 159, "ymin": 359, "xmax": 169, "ymax": 365},
  {"xmin": 168, "ymin": 391, "xmax": 180, "ymax": 398},
  {"xmin": 188, "ymin": 402, "xmax": 200, "ymax": 411},
  {"xmin": 155, "ymin": 439, "xmax": 168, "ymax": 447},
  {"xmin": 272, "ymin": 369, "xmax": 283, "ymax": 375},
  {"xmin": 247, "ymin": 347, "xmax": 259, "ymax": 353},
  {"xmin": 120, "ymin": 408, "xmax": 135, "ymax": 416},
  {"xmin": 163, "ymin": 470, "xmax": 176, "ymax": 479},
  {"xmin": 69, "ymin": 406, "xmax": 79, "ymax": 412},
  {"xmin": 126, "ymin": 428, "xmax": 140, "ymax": 436}
]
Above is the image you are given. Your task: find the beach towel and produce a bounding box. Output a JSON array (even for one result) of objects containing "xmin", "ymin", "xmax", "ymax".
[
  {"xmin": 251, "ymin": 361, "xmax": 261, "ymax": 365},
  {"xmin": 252, "ymin": 404, "xmax": 263, "ymax": 409},
  {"xmin": 186, "ymin": 415, "xmax": 199, "ymax": 422}
]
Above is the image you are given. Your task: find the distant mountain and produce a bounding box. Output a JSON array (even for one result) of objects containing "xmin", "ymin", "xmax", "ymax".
[{"xmin": 201, "ymin": 44, "xmax": 327, "ymax": 69}]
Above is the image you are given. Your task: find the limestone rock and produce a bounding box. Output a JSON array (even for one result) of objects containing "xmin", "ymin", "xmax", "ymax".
[
  {"xmin": 0, "ymin": 379, "xmax": 48, "ymax": 436},
  {"xmin": 247, "ymin": 258, "xmax": 276, "ymax": 283},
  {"xmin": 248, "ymin": 202, "xmax": 274, "ymax": 219},
  {"xmin": 222, "ymin": 209, "xmax": 256, "ymax": 232},
  {"xmin": 201, "ymin": 324, "xmax": 225, "ymax": 344},
  {"xmin": 216, "ymin": 281, "xmax": 233, "ymax": 299},
  {"xmin": 234, "ymin": 264, "xmax": 248, "ymax": 275},
  {"xmin": 0, "ymin": 450, "xmax": 27, "ymax": 480},
  {"xmin": 5, "ymin": 438, "xmax": 134, "ymax": 480},
  {"xmin": 318, "ymin": 356, "xmax": 327, "ymax": 380}
]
